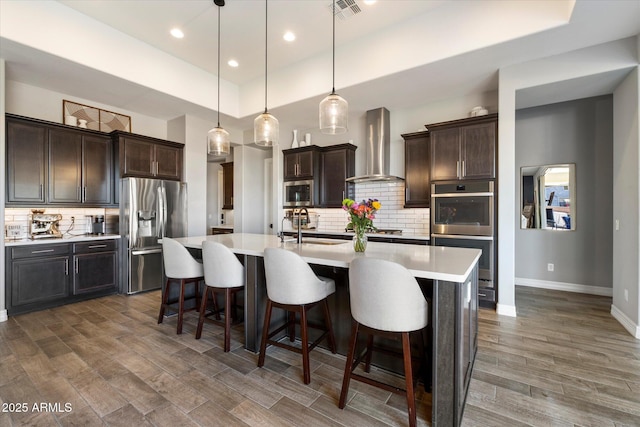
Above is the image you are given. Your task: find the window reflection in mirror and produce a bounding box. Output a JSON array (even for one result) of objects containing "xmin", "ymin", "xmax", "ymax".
[{"xmin": 521, "ymin": 164, "xmax": 575, "ymax": 230}]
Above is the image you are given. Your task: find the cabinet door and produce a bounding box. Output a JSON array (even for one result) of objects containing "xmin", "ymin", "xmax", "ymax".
[
  {"xmin": 11, "ymin": 256, "xmax": 70, "ymax": 307},
  {"xmin": 296, "ymin": 151, "xmax": 315, "ymax": 178},
  {"xmin": 49, "ymin": 128, "xmax": 82, "ymax": 203},
  {"xmin": 6, "ymin": 120, "xmax": 46, "ymax": 203},
  {"xmin": 83, "ymin": 135, "xmax": 113, "ymax": 204},
  {"xmin": 430, "ymin": 128, "xmax": 460, "ymax": 181},
  {"xmin": 122, "ymin": 137, "xmax": 154, "ymax": 177},
  {"xmin": 321, "ymin": 148, "xmax": 354, "ymax": 207},
  {"xmin": 404, "ymin": 134, "xmax": 430, "ymax": 207},
  {"xmin": 73, "ymin": 252, "xmax": 117, "ymax": 294},
  {"xmin": 461, "ymin": 122, "xmax": 495, "ymax": 179},
  {"xmin": 283, "ymin": 152, "xmax": 299, "ymax": 180},
  {"xmin": 155, "ymin": 144, "xmax": 182, "ymax": 181},
  {"xmin": 221, "ymin": 162, "xmax": 233, "ymax": 209}
]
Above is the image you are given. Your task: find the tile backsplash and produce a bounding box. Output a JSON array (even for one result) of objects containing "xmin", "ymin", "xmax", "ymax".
[
  {"xmin": 307, "ymin": 182, "xmax": 430, "ymax": 235},
  {"xmin": 5, "ymin": 207, "xmax": 119, "ymax": 238}
]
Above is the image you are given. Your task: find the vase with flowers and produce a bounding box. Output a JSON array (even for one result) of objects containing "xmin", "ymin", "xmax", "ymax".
[{"xmin": 342, "ymin": 198, "xmax": 382, "ymax": 252}]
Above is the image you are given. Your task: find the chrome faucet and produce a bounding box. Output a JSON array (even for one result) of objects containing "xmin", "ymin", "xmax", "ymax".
[
  {"xmin": 296, "ymin": 207, "xmax": 309, "ymax": 244},
  {"xmin": 279, "ymin": 216, "xmax": 287, "ymax": 243}
]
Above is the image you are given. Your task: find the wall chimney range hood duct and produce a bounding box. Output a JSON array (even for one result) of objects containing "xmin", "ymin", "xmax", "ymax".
[{"xmin": 346, "ymin": 107, "xmax": 404, "ymax": 183}]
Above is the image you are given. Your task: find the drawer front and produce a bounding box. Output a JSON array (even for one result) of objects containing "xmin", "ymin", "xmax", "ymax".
[
  {"xmin": 74, "ymin": 240, "xmax": 118, "ymax": 253},
  {"xmin": 478, "ymin": 288, "xmax": 495, "ymax": 302},
  {"xmin": 11, "ymin": 244, "xmax": 70, "ymax": 259}
]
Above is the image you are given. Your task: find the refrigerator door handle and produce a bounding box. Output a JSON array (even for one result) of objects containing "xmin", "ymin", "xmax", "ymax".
[
  {"xmin": 157, "ymin": 185, "xmax": 164, "ymax": 238},
  {"xmin": 161, "ymin": 186, "xmax": 168, "ymax": 237},
  {"xmin": 132, "ymin": 248, "xmax": 163, "ymax": 256}
]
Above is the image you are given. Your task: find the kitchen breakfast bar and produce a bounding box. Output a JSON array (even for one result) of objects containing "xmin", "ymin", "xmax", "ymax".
[{"xmin": 173, "ymin": 233, "xmax": 481, "ymax": 426}]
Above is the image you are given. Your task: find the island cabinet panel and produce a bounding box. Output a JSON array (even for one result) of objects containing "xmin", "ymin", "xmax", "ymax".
[
  {"xmin": 402, "ymin": 131, "xmax": 430, "ymax": 207},
  {"xmin": 115, "ymin": 132, "xmax": 184, "ymax": 181},
  {"xmin": 320, "ymin": 144, "xmax": 356, "ymax": 207},
  {"xmin": 5, "ymin": 114, "xmax": 115, "ymax": 206},
  {"xmin": 221, "ymin": 162, "xmax": 234, "ymax": 209},
  {"xmin": 6, "ymin": 239, "xmax": 119, "ymax": 316},
  {"xmin": 428, "ymin": 113, "xmax": 497, "ymax": 181},
  {"xmin": 6, "ymin": 118, "xmax": 47, "ymax": 204}
]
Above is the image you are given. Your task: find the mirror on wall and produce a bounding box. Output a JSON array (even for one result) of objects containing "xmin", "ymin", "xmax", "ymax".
[{"xmin": 520, "ymin": 163, "xmax": 575, "ymax": 230}]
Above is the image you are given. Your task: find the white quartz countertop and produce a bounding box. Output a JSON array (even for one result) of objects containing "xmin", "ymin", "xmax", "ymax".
[
  {"xmin": 173, "ymin": 233, "xmax": 480, "ymax": 283},
  {"xmin": 5, "ymin": 234, "xmax": 121, "ymax": 247}
]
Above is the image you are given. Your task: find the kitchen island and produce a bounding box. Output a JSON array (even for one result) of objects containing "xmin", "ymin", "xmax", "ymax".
[{"xmin": 174, "ymin": 233, "xmax": 480, "ymax": 426}]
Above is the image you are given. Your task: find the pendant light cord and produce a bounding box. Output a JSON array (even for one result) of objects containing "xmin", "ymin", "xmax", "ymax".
[
  {"xmin": 264, "ymin": 0, "xmax": 269, "ymax": 114},
  {"xmin": 217, "ymin": 5, "xmax": 221, "ymax": 127},
  {"xmin": 331, "ymin": 0, "xmax": 336, "ymax": 95}
]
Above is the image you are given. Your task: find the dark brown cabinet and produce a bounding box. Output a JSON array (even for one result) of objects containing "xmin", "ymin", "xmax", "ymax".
[
  {"xmin": 6, "ymin": 239, "xmax": 119, "ymax": 315},
  {"xmin": 320, "ymin": 144, "xmax": 356, "ymax": 207},
  {"xmin": 402, "ymin": 131, "xmax": 430, "ymax": 207},
  {"xmin": 72, "ymin": 240, "xmax": 118, "ymax": 295},
  {"xmin": 283, "ymin": 146, "xmax": 319, "ymax": 180},
  {"xmin": 115, "ymin": 133, "xmax": 183, "ymax": 181},
  {"xmin": 6, "ymin": 114, "xmax": 114, "ymax": 206},
  {"xmin": 428, "ymin": 114, "xmax": 497, "ymax": 181},
  {"xmin": 6, "ymin": 118, "xmax": 47, "ymax": 203},
  {"xmin": 221, "ymin": 162, "xmax": 233, "ymax": 209}
]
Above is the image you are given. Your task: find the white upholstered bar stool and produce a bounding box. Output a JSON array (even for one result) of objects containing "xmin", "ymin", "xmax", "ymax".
[
  {"xmin": 339, "ymin": 257, "xmax": 429, "ymax": 427},
  {"xmin": 157, "ymin": 237, "xmax": 204, "ymax": 334},
  {"xmin": 196, "ymin": 241, "xmax": 245, "ymax": 352},
  {"xmin": 258, "ymin": 248, "xmax": 337, "ymax": 384}
]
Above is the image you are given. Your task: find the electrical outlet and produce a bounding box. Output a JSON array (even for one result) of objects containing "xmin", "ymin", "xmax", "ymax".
[
  {"xmin": 615, "ymin": 219, "xmax": 620, "ymax": 231},
  {"xmin": 547, "ymin": 263, "xmax": 554, "ymax": 272},
  {"xmin": 624, "ymin": 289, "xmax": 629, "ymax": 302},
  {"xmin": 71, "ymin": 216, "xmax": 75, "ymax": 222}
]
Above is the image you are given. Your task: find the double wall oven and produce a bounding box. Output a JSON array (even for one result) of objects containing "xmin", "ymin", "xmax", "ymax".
[{"xmin": 431, "ymin": 181, "xmax": 496, "ymax": 305}]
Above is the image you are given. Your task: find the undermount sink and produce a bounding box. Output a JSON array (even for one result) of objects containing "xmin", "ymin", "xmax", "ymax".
[{"xmin": 301, "ymin": 239, "xmax": 346, "ymax": 246}]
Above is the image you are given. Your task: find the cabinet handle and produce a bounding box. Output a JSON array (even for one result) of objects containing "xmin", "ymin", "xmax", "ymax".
[
  {"xmin": 478, "ymin": 293, "xmax": 486, "ymax": 297},
  {"xmin": 461, "ymin": 160, "xmax": 465, "ymax": 178},
  {"xmin": 456, "ymin": 161, "xmax": 460, "ymax": 179},
  {"xmin": 83, "ymin": 186, "xmax": 87, "ymax": 202},
  {"xmin": 31, "ymin": 249, "xmax": 55, "ymax": 254},
  {"xmin": 65, "ymin": 259, "xmax": 69, "ymax": 275},
  {"xmin": 88, "ymin": 244, "xmax": 107, "ymax": 249},
  {"xmin": 39, "ymin": 184, "xmax": 43, "ymax": 199},
  {"xmin": 75, "ymin": 258, "xmax": 79, "ymax": 274}
]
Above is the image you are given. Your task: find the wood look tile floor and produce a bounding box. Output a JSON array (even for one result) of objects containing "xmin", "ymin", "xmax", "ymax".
[{"xmin": 0, "ymin": 286, "xmax": 638, "ymax": 426}]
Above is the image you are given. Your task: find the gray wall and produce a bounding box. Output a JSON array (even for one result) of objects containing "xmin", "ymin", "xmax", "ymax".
[{"xmin": 515, "ymin": 96, "xmax": 613, "ymax": 288}]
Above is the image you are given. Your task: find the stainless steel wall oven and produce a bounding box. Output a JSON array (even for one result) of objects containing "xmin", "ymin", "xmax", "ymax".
[{"xmin": 431, "ymin": 180, "xmax": 496, "ymax": 304}]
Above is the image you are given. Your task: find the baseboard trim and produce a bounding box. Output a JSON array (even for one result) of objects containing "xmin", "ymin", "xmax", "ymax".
[
  {"xmin": 610, "ymin": 304, "xmax": 640, "ymax": 339},
  {"xmin": 515, "ymin": 277, "xmax": 613, "ymax": 297},
  {"xmin": 0, "ymin": 309, "xmax": 7, "ymax": 323},
  {"xmin": 496, "ymin": 303, "xmax": 517, "ymax": 317}
]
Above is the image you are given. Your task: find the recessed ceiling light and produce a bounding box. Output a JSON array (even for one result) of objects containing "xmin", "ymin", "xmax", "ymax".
[
  {"xmin": 170, "ymin": 28, "xmax": 184, "ymax": 39},
  {"xmin": 283, "ymin": 31, "xmax": 296, "ymax": 42},
  {"xmin": 363, "ymin": 0, "xmax": 376, "ymax": 5},
  {"xmin": 228, "ymin": 59, "xmax": 239, "ymax": 68}
]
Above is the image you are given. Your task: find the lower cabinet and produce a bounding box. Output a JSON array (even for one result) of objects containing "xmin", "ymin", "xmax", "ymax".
[{"xmin": 6, "ymin": 239, "xmax": 119, "ymax": 315}]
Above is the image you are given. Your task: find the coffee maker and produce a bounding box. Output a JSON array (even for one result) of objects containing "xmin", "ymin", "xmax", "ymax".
[
  {"xmin": 29, "ymin": 211, "xmax": 62, "ymax": 239},
  {"xmin": 85, "ymin": 215, "xmax": 106, "ymax": 235}
]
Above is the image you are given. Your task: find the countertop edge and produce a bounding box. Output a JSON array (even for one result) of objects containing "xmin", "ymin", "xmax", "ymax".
[{"xmin": 5, "ymin": 234, "xmax": 121, "ymax": 247}]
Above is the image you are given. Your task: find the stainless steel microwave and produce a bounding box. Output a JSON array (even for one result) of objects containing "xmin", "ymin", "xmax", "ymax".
[{"xmin": 284, "ymin": 180, "xmax": 314, "ymax": 207}]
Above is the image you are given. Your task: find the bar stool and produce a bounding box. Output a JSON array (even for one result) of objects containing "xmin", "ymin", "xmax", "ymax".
[
  {"xmin": 196, "ymin": 241, "xmax": 244, "ymax": 352},
  {"xmin": 258, "ymin": 248, "xmax": 337, "ymax": 384},
  {"xmin": 339, "ymin": 257, "xmax": 429, "ymax": 427},
  {"xmin": 157, "ymin": 237, "xmax": 204, "ymax": 334}
]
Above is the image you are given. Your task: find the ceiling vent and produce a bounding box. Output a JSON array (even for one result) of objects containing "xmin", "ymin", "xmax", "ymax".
[{"xmin": 329, "ymin": 0, "xmax": 362, "ymax": 20}]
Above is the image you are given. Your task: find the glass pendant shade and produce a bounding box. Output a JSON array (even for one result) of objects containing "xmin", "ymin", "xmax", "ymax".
[
  {"xmin": 207, "ymin": 126, "xmax": 230, "ymax": 156},
  {"xmin": 319, "ymin": 92, "xmax": 348, "ymax": 134},
  {"xmin": 254, "ymin": 111, "xmax": 279, "ymax": 147}
]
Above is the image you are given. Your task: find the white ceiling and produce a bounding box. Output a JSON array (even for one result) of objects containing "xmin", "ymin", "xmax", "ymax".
[{"xmin": 1, "ymin": 0, "xmax": 639, "ymax": 131}]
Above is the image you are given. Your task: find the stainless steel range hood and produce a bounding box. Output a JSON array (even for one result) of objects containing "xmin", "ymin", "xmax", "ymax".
[{"xmin": 346, "ymin": 107, "xmax": 404, "ymax": 183}]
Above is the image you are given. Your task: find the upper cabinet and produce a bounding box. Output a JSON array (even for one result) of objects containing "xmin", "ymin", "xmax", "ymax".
[
  {"xmin": 428, "ymin": 114, "xmax": 497, "ymax": 181},
  {"xmin": 283, "ymin": 146, "xmax": 319, "ymax": 180},
  {"xmin": 320, "ymin": 144, "xmax": 356, "ymax": 207},
  {"xmin": 6, "ymin": 114, "xmax": 114, "ymax": 206},
  {"xmin": 114, "ymin": 132, "xmax": 184, "ymax": 181},
  {"xmin": 402, "ymin": 131, "xmax": 430, "ymax": 207}
]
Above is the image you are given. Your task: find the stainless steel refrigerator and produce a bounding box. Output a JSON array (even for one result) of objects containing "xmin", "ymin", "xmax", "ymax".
[{"xmin": 120, "ymin": 178, "xmax": 188, "ymax": 294}]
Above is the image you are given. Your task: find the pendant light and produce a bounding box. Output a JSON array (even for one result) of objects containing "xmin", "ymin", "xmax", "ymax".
[
  {"xmin": 319, "ymin": 0, "xmax": 348, "ymax": 134},
  {"xmin": 254, "ymin": 0, "xmax": 279, "ymax": 146},
  {"xmin": 207, "ymin": 0, "xmax": 230, "ymax": 156}
]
